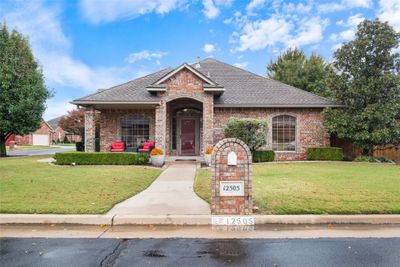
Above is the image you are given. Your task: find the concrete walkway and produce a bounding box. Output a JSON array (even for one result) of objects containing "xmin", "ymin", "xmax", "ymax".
[{"xmin": 107, "ymin": 163, "xmax": 210, "ymax": 216}]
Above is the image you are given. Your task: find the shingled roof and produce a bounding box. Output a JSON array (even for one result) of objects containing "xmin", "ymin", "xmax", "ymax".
[
  {"xmin": 47, "ymin": 116, "xmax": 62, "ymax": 131},
  {"xmin": 72, "ymin": 58, "xmax": 339, "ymax": 107}
]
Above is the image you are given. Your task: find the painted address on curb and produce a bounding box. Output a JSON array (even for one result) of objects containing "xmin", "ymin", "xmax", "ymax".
[{"xmin": 212, "ymin": 216, "xmax": 255, "ymax": 226}]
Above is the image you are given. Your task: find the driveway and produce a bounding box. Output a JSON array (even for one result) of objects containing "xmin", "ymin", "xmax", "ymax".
[
  {"xmin": 107, "ymin": 163, "xmax": 210, "ymax": 215},
  {"xmin": 7, "ymin": 146, "xmax": 75, "ymax": 156}
]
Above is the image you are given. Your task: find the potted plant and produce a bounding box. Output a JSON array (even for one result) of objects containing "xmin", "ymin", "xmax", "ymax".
[
  {"xmin": 150, "ymin": 148, "xmax": 165, "ymax": 167},
  {"xmin": 204, "ymin": 146, "xmax": 213, "ymax": 166}
]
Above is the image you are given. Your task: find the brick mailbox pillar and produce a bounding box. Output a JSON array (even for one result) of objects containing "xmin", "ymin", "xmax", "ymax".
[{"xmin": 211, "ymin": 138, "xmax": 252, "ymax": 215}]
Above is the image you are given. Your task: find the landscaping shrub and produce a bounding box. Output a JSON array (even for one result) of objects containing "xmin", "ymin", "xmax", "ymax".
[
  {"xmin": 253, "ymin": 150, "xmax": 275, "ymax": 162},
  {"xmin": 76, "ymin": 142, "xmax": 84, "ymax": 152},
  {"xmin": 224, "ymin": 118, "xmax": 268, "ymax": 153},
  {"xmin": 63, "ymin": 136, "xmax": 70, "ymax": 144},
  {"xmin": 307, "ymin": 147, "xmax": 343, "ymax": 161},
  {"xmin": 354, "ymin": 156, "xmax": 393, "ymax": 163},
  {"xmin": 54, "ymin": 152, "xmax": 150, "ymax": 165}
]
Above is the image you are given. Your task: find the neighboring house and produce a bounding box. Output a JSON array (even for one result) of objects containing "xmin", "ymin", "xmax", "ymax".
[
  {"xmin": 72, "ymin": 58, "xmax": 341, "ymax": 160},
  {"xmin": 47, "ymin": 116, "xmax": 82, "ymax": 143},
  {"xmin": 12, "ymin": 120, "xmax": 53, "ymax": 146}
]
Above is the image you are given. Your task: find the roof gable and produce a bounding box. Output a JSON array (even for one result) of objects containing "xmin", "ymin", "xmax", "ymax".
[
  {"xmin": 146, "ymin": 63, "xmax": 225, "ymax": 94},
  {"xmin": 152, "ymin": 63, "xmax": 218, "ymax": 86}
]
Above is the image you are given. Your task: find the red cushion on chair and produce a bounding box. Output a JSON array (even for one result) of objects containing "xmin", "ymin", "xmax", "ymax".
[{"xmin": 111, "ymin": 142, "xmax": 124, "ymax": 151}]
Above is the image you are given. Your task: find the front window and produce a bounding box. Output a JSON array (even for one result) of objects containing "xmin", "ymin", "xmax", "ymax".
[
  {"xmin": 121, "ymin": 115, "xmax": 149, "ymax": 150},
  {"xmin": 272, "ymin": 115, "xmax": 296, "ymax": 151}
]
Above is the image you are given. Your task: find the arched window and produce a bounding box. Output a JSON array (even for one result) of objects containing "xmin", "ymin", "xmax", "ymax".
[
  {"xmin": 121, "ymin": 115, "xmax": 149, "ymax": 150},
  {"xmin": 272, "ymin": 115, "xmax": 296, "ymax": 151}
]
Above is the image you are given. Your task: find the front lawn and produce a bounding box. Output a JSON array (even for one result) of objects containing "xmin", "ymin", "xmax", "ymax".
[
  {"xmin": 0, "ymin": 156, "xmax": 161, "ymax": 214},
  {"xmin": 194, "ymin": 162, "xmax": 400, "ymax": 214}
]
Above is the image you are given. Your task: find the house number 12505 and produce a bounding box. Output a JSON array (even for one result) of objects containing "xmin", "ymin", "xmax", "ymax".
[{"xmin": 219, "ymin": 181, "xmax": 245, "ymax": 196}]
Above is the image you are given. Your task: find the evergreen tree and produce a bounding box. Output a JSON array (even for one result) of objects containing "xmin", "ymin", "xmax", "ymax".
[
  {"xmin": 0, "ymin": 23, "xmax": 51, "ymax": 156},
  {"xmin": 267, "ymin": 47, "xmax": 333, "ymax": 97},
  {"xmin": 323, "ymin": 19, "xmax": 400, "ymax": 155}
]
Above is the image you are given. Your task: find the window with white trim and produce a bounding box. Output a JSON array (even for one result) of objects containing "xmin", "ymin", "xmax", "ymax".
[
  {"xmin": 272, "ymin": 115, "xmax": 296, "ymax": 151},
  {"xmin": 121, "ymin": 115, "xmax": 149, "ymax": 150}
]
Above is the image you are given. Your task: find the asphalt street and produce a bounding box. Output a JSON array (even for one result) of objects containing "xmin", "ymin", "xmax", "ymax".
[
  {"xmin": 1, "ymin": 238, "xmax": 399, "ymax": 267},
  {"xmin": 6, "ymin": 146, "xmax": 75, "ymax": 156}
]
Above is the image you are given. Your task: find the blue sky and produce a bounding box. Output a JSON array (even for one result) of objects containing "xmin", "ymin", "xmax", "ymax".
[{"xmin": 1, "ymin": 0, "xmax": 399, "ymax": 119}]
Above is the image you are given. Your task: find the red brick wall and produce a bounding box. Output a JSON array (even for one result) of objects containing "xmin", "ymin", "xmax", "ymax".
[
  {"xmin": 51, "ymin": 127, "xmax": 65, "ymax": 143},
  {"xmin": 15, "ymin": 121, "xmax": 52, "ymax": 145},
  {"xmin": 213, "ymin": 107, "xmax": 330, "ymax": 160}
]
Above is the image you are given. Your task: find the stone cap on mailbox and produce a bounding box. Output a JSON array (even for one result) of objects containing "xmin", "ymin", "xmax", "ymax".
[{"xmin": 211, "ymin": 138, "xmax": 252, "ymax": 167}]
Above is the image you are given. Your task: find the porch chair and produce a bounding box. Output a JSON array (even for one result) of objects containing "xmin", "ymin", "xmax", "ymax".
[
  {"xmin": 111, "ymin": 142, "xmax": 125, "ymax": 152},
  {"xmin": 137, "ymin": 141, "xmax": 155, "ymax": 153}
]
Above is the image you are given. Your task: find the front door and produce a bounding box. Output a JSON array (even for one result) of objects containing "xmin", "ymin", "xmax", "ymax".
[{"xmin": 180, "ymin": 119, "xmax": 196, "ymax": 155}]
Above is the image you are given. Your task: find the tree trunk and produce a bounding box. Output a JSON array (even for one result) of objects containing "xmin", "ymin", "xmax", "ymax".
[{"xmin": 0, "ymin": 134, "xmax": 7, "ymax": 157}]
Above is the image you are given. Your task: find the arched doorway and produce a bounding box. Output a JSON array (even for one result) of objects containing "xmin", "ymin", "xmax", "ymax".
[{"xmin": 166, "ymin": 98, "xmax": 203, "ymax": 156}]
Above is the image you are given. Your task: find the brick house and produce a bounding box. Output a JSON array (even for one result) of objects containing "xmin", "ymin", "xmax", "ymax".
[
  {"xmin": 11, "ymin": 120, "xmax": 53, "ymax": 146},
  {"xmin": 72, "ymin": 58, "xmax": 340, "ymax": 160},
  {"xmin": 47, "ymin": 117, "xmax": 82, "ymax": 143}
]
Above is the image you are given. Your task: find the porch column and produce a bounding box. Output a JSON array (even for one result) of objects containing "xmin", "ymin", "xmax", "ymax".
[
  {"xmin": 155, "ymin": 102, "xmax": 166, "ymax": 152},
  {"xmin": 202, "ymin": 96, "xmax": 214, "ymax": 155},
  {"xmin": 84, "ymin": 106, "xmax": 96, "ymax": 152}
]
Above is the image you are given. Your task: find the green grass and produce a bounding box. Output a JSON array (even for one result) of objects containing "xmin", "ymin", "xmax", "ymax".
[
  {"xmin": 0, "ymin": 155, "xmax": 161, "ymax": 214},
  {"xmin": 194, "ymin": 162, "xmax": 400, "ymax": 214}
]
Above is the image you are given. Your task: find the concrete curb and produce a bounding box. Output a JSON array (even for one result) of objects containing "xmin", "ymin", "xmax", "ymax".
[
  {"xmin": 1, "ymin": 214, "xmax": 400, "ymax": 226},
  {"xmin": 0, "ymin": 214, "xmax": 113, "ymax": 225},
  {"xmin": 113, "ymin": 215, "xmax": 211, "ymax": 225}
]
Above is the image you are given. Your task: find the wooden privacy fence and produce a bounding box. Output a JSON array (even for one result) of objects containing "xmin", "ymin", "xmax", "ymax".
[
  {"xmin": 373, "ymin": 145, "xmax": 400, "ymax": 163},
  {"xmin": 331, "ymin": 137, "xmax": 400, "ymax": 162}
]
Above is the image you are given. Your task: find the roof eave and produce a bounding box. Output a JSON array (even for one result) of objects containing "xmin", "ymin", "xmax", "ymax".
[
  {"xmin": 214, "ymin": 104, "xmax": 345, "ymax": 108},
  {"xmin": 71, "ymin": 100, "xmax": 160, "ymax": 106}
]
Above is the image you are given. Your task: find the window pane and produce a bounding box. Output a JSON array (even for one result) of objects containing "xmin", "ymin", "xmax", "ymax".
[
  {"xmin": 121, "ymin": 115, "xmax": 150, "ymax": 150},
  {"xmin": 272, "ymin": 115, "xmax": 296, "ymax": 151}
]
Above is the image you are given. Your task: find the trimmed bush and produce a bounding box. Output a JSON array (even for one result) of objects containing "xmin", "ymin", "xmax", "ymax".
[
  {"xmin": 76, "ymin": 142, "xmax": 84, "ymax": 152},
  {"xmin": 307, "ymin": 147, "xmax": 343, "ymax": 161},
  {"xmin": 224, "ymin": 118, "xmax": 268, "ymax": 153},
  {"xmin": 253, "ymin": 150, "xmax": 275, "ymax": 162},
  {"xmin": 54, "ymin": 152, "xmax": 149, "ymax": 165}
]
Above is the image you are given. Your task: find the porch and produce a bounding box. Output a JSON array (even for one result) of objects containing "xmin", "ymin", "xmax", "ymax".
[{"xmin": 84, "ymin": 97, "xmax": 213, "ymax": 156}]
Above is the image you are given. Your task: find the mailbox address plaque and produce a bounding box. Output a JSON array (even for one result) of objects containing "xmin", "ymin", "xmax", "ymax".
[{"xmin": 219, "ymin": 181, "xmax": 244, "ymax": 196}]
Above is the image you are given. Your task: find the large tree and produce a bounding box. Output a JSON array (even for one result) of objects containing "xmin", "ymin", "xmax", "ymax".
[
  {"xmin": 0, "ymin": 24, "xmax": 51, "ymax": 157},
  {"xmin": 267, "ymin": 47, "xmax": 333, "ymax": 97},
  {"xmin": 323, "ymin": 19, "xmax": 400, "ymax": 155}
]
